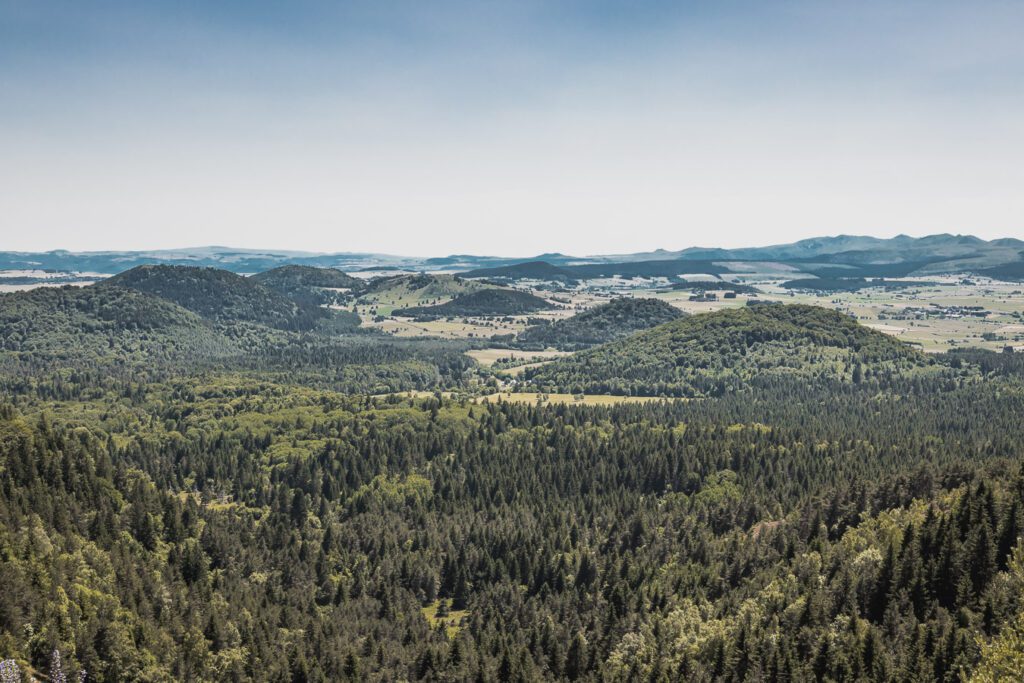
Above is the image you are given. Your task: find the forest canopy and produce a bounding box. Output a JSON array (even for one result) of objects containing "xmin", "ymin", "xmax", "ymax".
[{"xmin": 0, "ymin": 275, "xmax": 1023, "ymax": 682}]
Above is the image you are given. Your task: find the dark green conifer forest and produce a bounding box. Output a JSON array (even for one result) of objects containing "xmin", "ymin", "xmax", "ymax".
[{"xmin": 1, "ymin": 275, "xmax": 1023, "ymax": 681}]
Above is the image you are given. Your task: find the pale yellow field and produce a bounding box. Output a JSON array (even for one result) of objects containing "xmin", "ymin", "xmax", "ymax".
[
  {"xmin": 475, "ymin": 392, "xmax": 677, "ymax": 405},
  {"xmin": 770, "ymin": 282, "xmax": 1024, "ymax": 351},
  {"xmin": 372, "ymin": 390, "xmax": 457, "ymax": 399},
  {"xmin": 498, "ymin": 360, "xmax": 557, "ymax": 377},
  {"xmin": 356, "ymin": 274, "xmax": 1024, "ymax": 351},
  {"xmin": 355, "ymin": 274, "xmax": 488, "ymax": 315},
  {"xmin": 362, "ymin": 289, "xmax": 614, "ymax": 337},
  {"xmin": 652, "ymin": 291, "xmax": 749, "ymax": 315},
  {"xmin": 363, "ymin": 316, "xmax": 531, "ymax": 338},
  {"xmin": 465, "ymin": 349, "xmax": 572, "ymax": 366},
  {"xmin": 421, "ymin": 600, "xmax": 469, "ymax": 639},
  {"xmin": 369, "ymin": 391, "xmax": 678, "ymax": 405},
  {"xmin": 656, "ymin": 278, "xmax": 1024, "ymax": 352}
]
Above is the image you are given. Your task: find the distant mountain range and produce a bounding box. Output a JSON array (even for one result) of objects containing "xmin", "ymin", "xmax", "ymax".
[
  {"xmin": 0, "ymin": 246, "xmax": 606, "ymax": 275},
  {"xmin": 2, "ymin": 233, "xmax": 1023, "ymax": 281},
  {"xmin": 608, "ymin": 234, "xmax": 1024, "ymax": 263}
]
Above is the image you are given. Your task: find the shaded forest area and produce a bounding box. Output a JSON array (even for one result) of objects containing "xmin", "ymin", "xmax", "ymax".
[{"xmin": 2, "ymin": 371, "xmax": 1024, "ymax": 680}]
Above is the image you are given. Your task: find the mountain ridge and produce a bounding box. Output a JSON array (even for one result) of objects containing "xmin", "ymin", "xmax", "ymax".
[{"xmin": 4, "ymin": 233, "xmax": 1024, "ymax": 280}]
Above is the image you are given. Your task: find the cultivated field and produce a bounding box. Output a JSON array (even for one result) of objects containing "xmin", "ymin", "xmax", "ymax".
[{"xmin": 646, "ymin": 277, "xmax": 1024, "ymax": 352}]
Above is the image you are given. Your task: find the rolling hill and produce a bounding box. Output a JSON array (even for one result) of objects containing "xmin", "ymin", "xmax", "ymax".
[
  {"xmin": 101, "ymin": 265, "xmax": 322, "ymax": 330},
  {"xmin": 517, "ymin": 297, "xmax": 685, "ymax": 350},
  {"xmin": 397, "ymin": 289, "xmax": 556, "ymax": 319},
  {"xmin": 0, "ymin": 281, "xmax": 472, "ymax": 393},
  {"xmin": 357, "ymin": 274, "xmax": 495, "ymax": 315},
  {"xmin": 251, "ymin": 265, "xmax": 362, "ymax": 328},
  {"xmin": 461, "ymin": 261, "xmax": 578, "ymax": 283},
  {"xmin": 524, "ymin": 303, "xmax": 925, "ymax": 397},
  {"xmin": 6, "ymin": 234, "xmax": 1024, "ymax": 284},
  {"xmin": 675, "ymin": 233, "xmax": 1015, "ymax": 263},
  {"xmin": 593, "ymin": 234, "xmax": 1024, "ymax": 280},
  {"xmin": 252, "ymin": 264, "xmax": 359, "ymax": 293},
  {"xmin": 0, "ymin": 246, "xmax": 424, "ymax": 274},
  {"xmin": 0, "ymin": 285, "xmax": 236, "ymax": 364},
  {"xmin": 4, "ymin": 257, "xmax": 1024, "ymax": 681}
]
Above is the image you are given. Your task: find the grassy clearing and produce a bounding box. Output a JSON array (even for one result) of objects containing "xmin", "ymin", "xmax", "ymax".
[
  {"xmin": 663, "ymin": 280, "xmax": 1024, "ymax": 352},
  {"xmin": 362, "ymin": 316, "xmax": 532, "ymax": 339},
  {"xmin": 465, "ymin": 349, "xmax": 572, "ymax": 366},
  {"xmin": 498, "ymin": 360, "xmax": 557, "ymax": 376},
  {"xmin": 355, "ymin": 274, "xmax": 489, "ymax": 315},
  {"xmin": 371, "ymin": 390, "xmax": 457, "ymax": 400},
  {"xmin": 357, "ymin": 275, "xmax": 1024, "ymax": 351},
  {"xmin": 475, "ymin": 392, "xmax": 678, "ymax": 406},
  {"xmin": 421, "ymin": 600, "xmax": 470, "ymax": 639},
  {"xmin": 367, "ymin": 390, "xmax": 670, "ymax": 406}
]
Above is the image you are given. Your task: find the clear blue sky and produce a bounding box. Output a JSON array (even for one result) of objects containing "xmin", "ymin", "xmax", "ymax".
[{"xmin": 1, "ymin": 0, "xmax": 1022, "ymax": 255}]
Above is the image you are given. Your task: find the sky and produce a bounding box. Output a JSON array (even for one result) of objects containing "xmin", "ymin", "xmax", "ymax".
[{"xmin": 1, "ymin": 0, "xmax": 1023, "ymax": 257}]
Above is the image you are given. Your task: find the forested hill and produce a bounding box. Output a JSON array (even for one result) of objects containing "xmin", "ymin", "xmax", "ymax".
[
  {"xmin": 398, "ymin": 289, "xmax": 556, "ymax": 318},
  {"xmin": 250, "ymin": 266, "xmax": 362, "ymax": 330},
  {"xmin": 0, "ymin": 287, "xmax": 477, "ymax": 397},
  {"xmin": 0, "ymin": 285, "xmax": 236, "ymax": 365},
  {"xmin": 253, "ymin": 265, "xmax": 360, "ymax": 301},
  {"xmin": 360, "ymin": 273, "xmax": 483, "ymax": 300},
  {"xmin": 102, "ymin": 265, "xmax": 322, "ymax": 330},
  {"xmin": 253, "ymin": 264, "xmax": 359, "ymax": 288},
  {"xmin": 517, "ymin": 297, "xmax": 685, "ymax": 350},
  {"xmin": 525, "ymin": 303, "xmax": 924, "ymax": 396}
]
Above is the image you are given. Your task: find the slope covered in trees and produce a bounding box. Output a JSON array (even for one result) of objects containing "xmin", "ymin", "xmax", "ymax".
[
  {"xmin": 0, "ymin": 284, "xmax": 472, "ymax": 397},
  {"xmin": 461, "ymin": 261, "xmax": 578, "ymax": 283},
  {"xmin": 2, "ymin": 367, "xmax": 1024, "ymax": 680},
  {"xmin": 250, "ymin": 266, "xmax": 362, "ymax": 330},
  {"xmin": 526, "ymin": 303, "xmax": 924, "ymax": 396},
  {"xmin": 252, "ymin": 265, "xmax": 360, "ymax": 306},
  {"xmin": 517, "ymin": 297, "xmax": 685, "ymax": 350},
  {"xmin": 0, "ymin": 285, "xmax": 236, "ymax": 365},
  {"xmin": 253, "ymin": 264, "xmax": 360, "ymax": 290},
  {"xmin": 3, "ymin": 286, "xmax": 1024, "ymax": 681},
  {"xmin": 360, "ymin": 274, "xmax": 486, "ymax": 301},
  {"xmin": 102, "ymin": 265, "xmax": 322, "ymax": 331},
  {"xmin": 354, "ymin": 274, "xmax": 500, "ymax": 316},
  {"xmin": 398, "ymin": 289, "xmax": 556, "ymax": 319}
]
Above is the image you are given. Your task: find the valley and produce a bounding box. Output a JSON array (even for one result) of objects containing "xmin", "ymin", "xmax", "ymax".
[{"xmin": 342, "ymin": 272, "xmax": 1024, "ymax": 356}]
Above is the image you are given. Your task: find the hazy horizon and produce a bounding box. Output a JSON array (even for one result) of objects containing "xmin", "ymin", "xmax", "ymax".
[
  {"xmin": 3, "ymin": 1, "xmax": 1023, "ymax": 254},
  {"xmin": 2, "ymin": 229, "xmax": 1020, "ymax": 260}
]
